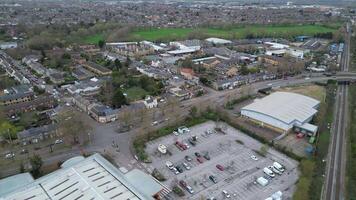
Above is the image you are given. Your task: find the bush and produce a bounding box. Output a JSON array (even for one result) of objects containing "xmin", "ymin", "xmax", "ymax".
[{"xmin": 172, "ymin": 185, "xmax": 185, "ymax": 197}]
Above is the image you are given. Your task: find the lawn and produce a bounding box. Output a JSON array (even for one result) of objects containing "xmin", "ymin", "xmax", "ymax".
[
  {"xmin": 346, "ymin": 81, "xmax": 356, "ymax": 200},
  {"xmin": 123, "ymin": 87, "xmax": 149, "ymax": 102},
  {"xmin": 82, "ymin": 34, "xmax": 104, "ymax": 44},
  {"xmin": 277, "ymin": 85, "xmax": 326, "ymax": 102},
  {"xmin": 130, "ymin": 24, "xmax": 340, "ymax": 41}
]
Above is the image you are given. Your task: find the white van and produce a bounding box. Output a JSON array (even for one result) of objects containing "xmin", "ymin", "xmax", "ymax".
[
  {"xmin": 273, "ymin": 162, "xmax": 285, "ymax": 172},
  {"xmin": 263, "ymin": 167, "xmax": 275, "ymax": 178}
]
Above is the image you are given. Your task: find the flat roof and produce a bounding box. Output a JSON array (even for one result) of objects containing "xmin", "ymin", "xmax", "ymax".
[
  {"xmin": 1, "ymin": 154, "xmax": 162, "ymax": 200},
  {"xmin": 242, "ymin": 92, "xmax": 320, "ymax": 124}
]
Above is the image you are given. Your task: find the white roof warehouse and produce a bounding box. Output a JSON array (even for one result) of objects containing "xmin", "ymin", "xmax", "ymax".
[
  {"xmin": 241, "ymin": 92, "xmax": 320, "ymax": 135},
  {"xmin": 0, "ymin": 154, "xmax": 170, "ymax": 200}
]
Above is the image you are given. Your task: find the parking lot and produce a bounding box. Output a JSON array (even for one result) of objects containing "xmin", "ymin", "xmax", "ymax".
[{"xmin": 145, "ymin": 121, "xmax": 299, "ymax": 200}]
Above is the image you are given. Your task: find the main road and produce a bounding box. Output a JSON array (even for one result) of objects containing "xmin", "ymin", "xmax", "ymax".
[{"xmin": 323, "ymin": 23, "xmax": 351, "ymax": 200}]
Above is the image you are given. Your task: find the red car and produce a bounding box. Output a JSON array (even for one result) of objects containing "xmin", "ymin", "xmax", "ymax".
[
  {"xmin": 296, "ymin": 133, "xmax": 305, "ymax": 139},
  {"xmin": 216, "ymin": 164, "xmax": 224, "ymax": 171},
  {"xmin": 175, "ymin": 141, "xmax": 187, "ymax": 150},
  {"xmin": 179, "ymin": 180, "xmax": 187, "ymax": 188},
  {"xmin": 197, "ymin": 157, "xmax": 204, "ymax": 163}
]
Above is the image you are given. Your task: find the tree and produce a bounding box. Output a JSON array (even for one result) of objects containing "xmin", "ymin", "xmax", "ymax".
[
  {"xmin": 98, "ymin": 40, "xmax": 105, "ymax": 48},
  {"xmin": 112, "ymin": 89, "xmax": 128, "ymax": 108},
  {"xmin": 114, "ymin": 59, "xmax": 122, "ymax": 69},
  {"xmin": 119, "ymin": 109, "xmax": 133, "ymax": 128},
  {"xmin": 0, "ymin": 121, "xmax": 17, "ymax": 142},
  {"xmin": 58, "ymin": 111, "xmax": 89, "ymax": 144},
  {"xmin": 30, "ymin": 154, "xmax": 43, "ymax": 178},
  {"xmin": 19, "ymin": 162, "xmax": 25, "ymax": 173},
  {"xmin": 189, "ymin": 106, "xmax": 198, "ymax": 118}
]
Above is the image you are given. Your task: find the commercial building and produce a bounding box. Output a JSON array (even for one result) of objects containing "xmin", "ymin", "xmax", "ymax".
[
  {"xmin": 241, "ymin": 92, "xmax": 320, "ymax": 135},
  {"xmin": 0, "ymin": 153, "xmax": 171, "ymax": 200}
]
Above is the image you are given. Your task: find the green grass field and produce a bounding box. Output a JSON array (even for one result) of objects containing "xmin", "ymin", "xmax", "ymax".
[
  {"xmin": 82, "ymin": 34, "xmax": 104, "ymax": 44},
  {"xmin": 123, "ymin": 87, "xmax": 148, "ymax": 102},
  {"xmin": 130, "ymin": 24, "xmax": 340, "ymax": 41}
]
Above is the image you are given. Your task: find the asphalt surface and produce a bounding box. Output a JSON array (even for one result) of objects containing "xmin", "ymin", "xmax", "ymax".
[{"xmin": 323, "ymin": 24, "xmax": 351, "ymax": 200}]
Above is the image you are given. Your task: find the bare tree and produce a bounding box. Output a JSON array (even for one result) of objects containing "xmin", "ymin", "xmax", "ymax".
[{"xmin": 57, "ymin": 111, "xmax": 90, "ymax": 145}]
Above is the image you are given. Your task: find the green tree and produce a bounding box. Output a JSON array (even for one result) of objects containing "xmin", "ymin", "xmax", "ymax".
[
  {"xmin": 30, "ymin": 154, "xmax": 43, "ymax": 178},
  {"xmin": 0, "ymin": 121, "xmax": 17, "ymax": 141},
  {"xmin": 112, "ymin": 89, "xmax": 128, "ymax": 108},
  {"xmin": 114, "ymin": 59, "xmax": 122, "ymax": 69},
  {"xmin": 98, "ymin": 40, "xmax": 105, "ymax": 48}
]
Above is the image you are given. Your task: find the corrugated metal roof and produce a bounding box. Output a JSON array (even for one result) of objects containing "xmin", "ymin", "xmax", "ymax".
[
  {"xmin": 242, "ymin": 92, "xmax": 320, "ymax": 124},
  {"xmin": 1, "ymin": 154, "xmax": 158, "ymax": 200}
]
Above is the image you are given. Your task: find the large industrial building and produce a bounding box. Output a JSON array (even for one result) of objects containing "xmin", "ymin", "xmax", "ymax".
[
  {"xmin": 241, "ymin": 92, "xmax": 320, "ymax": 135},
  {"xmin": 0, "ymin": 154, "xmax": 170, "ymax": 200}
]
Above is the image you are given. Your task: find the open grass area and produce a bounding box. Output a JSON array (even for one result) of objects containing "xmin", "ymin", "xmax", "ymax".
[
  {"xmin": 346, "ymin": 84, "xmax": 356, "ymax": 200},
  {"xmin": 277, "ymin": 84, "xmax": 326, "ymax": 102},
  {"xmin": 130, "ymin": 24, "xmax": 340, "ymax": 41},
  {"xmin": 123, "ymin": 87, "xmax": 149, "ymax": 102},
  {"xmin": 82, "ymin": 34, "xmax": 104, "ymax": 44}
]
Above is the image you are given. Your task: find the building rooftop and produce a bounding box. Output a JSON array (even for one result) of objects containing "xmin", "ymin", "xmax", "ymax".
[
  {"xmin": 0, "ymin": 153, "xmax": 168, "ymax": 200},
  {"xmin": 242, "ymin": 92, "xmax": 320, "ymax": 124}
]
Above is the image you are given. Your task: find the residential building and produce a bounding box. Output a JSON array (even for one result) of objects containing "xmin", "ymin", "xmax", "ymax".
[
  {"xmin": 143, "ymin": 96, "xmax": 158, "ymax": 109},
  {"xmin": 66, "ymin": 77, "xmax": 103, "ymax": 96},
  {"xmin": 3, "ymin": 95, "xmax": 56, "ymax": 116},
  {"xmin": 88, "ymin": 103, "xmax": 119, "ymax": 123},
  {"xmin": 0, "ymin": 42, "xmax": 17, "ymax": 49},
  {"xmin": 0, "ymin": 85, "xmax": 34, "ymax": 106},
  {"xmin": 71, "ymin": 66, "xmax": 94, "ymax": 80},
  {"xmin": 17, "ymin": 124, "xmax": 58, "ymax": 144},
  {"xmin": 82, "ymin": 61, "xmax": 112, "ymax": 76},
  {"xmin": 180, "ymin": 68, "xmax": 195, "ymax": 80}
]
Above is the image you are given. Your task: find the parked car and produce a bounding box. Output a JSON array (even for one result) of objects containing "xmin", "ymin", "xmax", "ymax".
[
  {"xmin": 183, "ymin": 162, "xmax": 191, "ymax": 170},
  {"xmin": 55, "ymin": 139, "xmax": 63, "ymax": 144},
  {"xmin": 173, "ymin": 131, "xmax": 179, "ymax": 136},
  {"xmin": 186, "ymin": 185, "xmax": 194, "ymax": 194},
  {"xmin": 222, "ymin": 190, "xmax": 231, "ymax": 198},
  {"xmin": 273, "ymin": 162, "xmax": 285, "ymax": 173},
  {"xmin": 185, "ymin": 155, "xmax": 192, "ymax": 162},
  {"xmin": 176, "ymin": 165, "xmax": 184, "ymax": 173},
  {"xmin": 166, "ymin": 161, "xmax": 174, "ymax": 170},
  {"xmin": 268, "ymin": 166, "xmax": 282, "ymax": 175},
  {"xmin": 188, "ymin": 138, "xmax": 197, "ymax": 146},
  {"xmin": 216, "ymin": 164, "xmax": 224, "ymax": 171},
  {"xmin": 172, "ymin": 167, "xmax": 179, "ymax": 175},
  {"xmin": 263, "ymin": 167, "xmax": 275, "ymax": 178},
  {"xmin": 209, "ymin": 175, "xmax": 218, "ymax": 184},
  {"xmin": 194, "ymin": 152, "xmax": 201, "ymax": 157},
  {"xmin": 203, "ymin": 153, "xmax": 210, "ymax": 160},
  {"xmin": 250, "ymin": 155, "xmax": 258, "ymax": 161},
  {"xmin": 5, "ymin": 152, "xmax": 15, "ymax": 159},
  {"xmin": 178, "ymin": 126, "xmax": 190, "ymax": 134},
  {"xmin": 197, "ymin": 157, "xmax": 204, "ymax": 163},
  {"xmin": 179, "ymin": 180, "xmax": 187, "ymax": 188}
]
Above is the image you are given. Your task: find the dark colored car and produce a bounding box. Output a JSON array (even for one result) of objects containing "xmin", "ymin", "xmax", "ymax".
[
  {"xmin": 203, "ymin": 153, "xmax": 210, "ymax": 160},
  {"xmin": 197, "ymin": 157, "xmax": 204, "ymax": 163},
  {"xmin": 179, "ymin": 180, "xmax": 187, "ymax": 188},
  {"xmin": 188, "ymin": 138, "xmax": 196, "ymax": 146},
  {"xmin": 195, "ymin": 152, "xmax": 201, "ymax": 157},
  {"xmin": 176, "ymin": 165, "xmax": 184, "ymax": 173},
  {"xmin": 209, "ymin": 175, "xmax": 218, "ymax": 184},
  {"xmin": 216, "ymin": 164, "xmax": 224, "ymax": 171}
]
